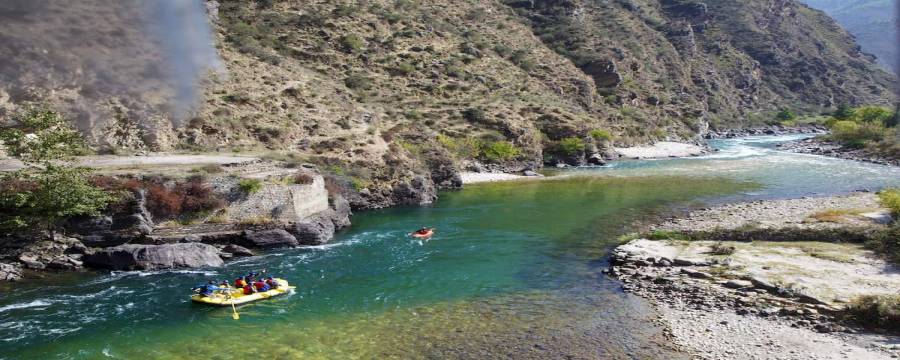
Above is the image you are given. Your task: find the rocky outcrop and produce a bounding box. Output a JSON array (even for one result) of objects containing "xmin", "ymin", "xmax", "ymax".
[
  {"xmin": 778, "ymin": 137, "xmax": 900, "ymax": 167},
  {"xmin": 84, "ymin": 243, "xmax": 224, "ymax": 270},
  {"xmin": 240, "ymin": 229, "xmax": 299, "ymax": 248},
  {"xmin": 0, "ymin": 262, "xmax": 23, "ymax": 281},
  {"xmin": 391, "ymin": 176, "xmax": 437, "ymax": 206}
]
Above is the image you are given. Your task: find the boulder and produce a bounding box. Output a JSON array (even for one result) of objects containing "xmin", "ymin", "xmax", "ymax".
[
  {"xmin": 0, "ymin": 262, "xmax": 23, "ymax": 281},
  {"xmin": 241, "ymin": 229, "xmax": 299, "ymax": 248},
  {"xmin": 291, "ymin": 214, "xmax": 336, "ymax": 245},
  {"xmin": 723, "ymin": 280, "xmax": 753, "ymax": 289},
  {"xmin": 391, "ymin": 176, "xmax": 437, "ymax": 206},
  {"xmin": 84, "ymin": 243, "xmax": 224, "ymax": 270},
  {"xmin": 222, "ymin": 244, "xmax": 254, "ymax": 257}
]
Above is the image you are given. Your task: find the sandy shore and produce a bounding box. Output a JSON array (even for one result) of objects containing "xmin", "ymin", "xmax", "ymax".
[
  {"xmin": 609, "ymin": 193, "xmax": 900, "ymax": 359},
  {"xmin": 615, "ymin": 142, "xmax": 706, "ymax": 159},
  {"xmin": 459, "ymin": 172, "xmax": 530, "ymax": 184}
]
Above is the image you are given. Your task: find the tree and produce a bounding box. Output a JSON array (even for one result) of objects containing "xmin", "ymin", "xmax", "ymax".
[
  {"xmin": 0, "ymin": 108, "xmax": 113, "ymax": 231},
  {"xmin": 833, "ymin": 104, "xmax": 855, "ymax": 120},
  {"xmin": 775, "ymin": 109, "xmax": 796, "ymax": 122}
]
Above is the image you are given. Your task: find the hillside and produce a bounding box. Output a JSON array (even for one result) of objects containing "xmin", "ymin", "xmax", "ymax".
[
  {"xmin": 802, "ymin": 0, "xmax": 897, "ymax": 73},
  {"xmin": 0, "ymin": 0, "xmax": 896, "ymax": 209}
]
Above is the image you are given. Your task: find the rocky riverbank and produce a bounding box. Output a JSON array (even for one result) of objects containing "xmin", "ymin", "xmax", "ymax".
[
  {"xmin": 778, "ymin": 137, "xmax": 900, "ymax": 167},
  {"xmin": 607, "ymin": 192, "xmax": 900, "ymax": 359},
  {"xmin": 0, "ymin": 158, "xmax": 353, "ymax": 281},
  {"xmin": 705, "ymin": 124, "xmax": 828, "ymax": 139}
]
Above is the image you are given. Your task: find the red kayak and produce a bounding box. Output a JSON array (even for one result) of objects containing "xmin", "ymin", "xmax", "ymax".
[{"xmin": 410, "ymin": 228, "xmax": 434, "ymax": 239}]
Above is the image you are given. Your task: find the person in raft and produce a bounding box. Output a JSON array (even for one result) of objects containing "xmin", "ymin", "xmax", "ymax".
[
  {"xmin": 193, "ymin": 281, "xmax": 224, "ymax": 297},
  {"xmin": 410, "ymin": 227, "xmax": 434, "ymax": 239}
]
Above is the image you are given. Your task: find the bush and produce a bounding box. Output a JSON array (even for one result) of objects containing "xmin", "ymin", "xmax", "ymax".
[
  {"xmin": 237, "ymin": 179, "xmax": 263, "ymax": 194},
  {"xmin": 846, "ymin": 295, "xmax": 900, "ymax": 331},
  {"xmin": 853, "ymin": 106, "xmax": 893, "ymax": 125},
  {"xmin": 878, "ymin": 188, "xmax": 900, "ymax": 217},
  {"xmin": 833, "ymin": 104, "xmax": 855, "ymax": 120},
  {"xmin": 437, "ymin": 135, "xmax": 482, "ymax": 159},
  {"xmin": 830, "ymin": 120, "xmax": 885, "ymax": 146},
  {"xmin": 340, "ymin": 34, "xmax": 364, "ymax": 53},
  {"xmin": 558, "ymin": 137, "xmax": 585, "ymax": 155},
  {"xmin": 344, "ymin": 74, "xmax": 372, "ymax": 90},
  {"xmin": 391, "ymin": 62, "xmax": 416, "ymax": 76},
  {"xmin": 141, "ymin": 178, "xmax": 224, "ymax": 219},
  {"xmin": 462, "ymin": 108, "xmax": 487, "ymax": 123},
  {"xmin": 223, "ymin": 92, "xmax": 251, "ymax": 104},
  {"xmin": 775, "ymin": 109, "xmax": 797, "ymax": 122},
  {"xmin": 481, "ymin": 141, "xmax": 519, "ymax": 162},
  {"xmin": 590, "ymin": 129, "xmax": 613, "ymax": 142}
]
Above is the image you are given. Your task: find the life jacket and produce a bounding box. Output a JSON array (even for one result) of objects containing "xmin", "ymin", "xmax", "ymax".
[
  {"xmin": 253, "ymin": 281, "xmax": 269, "ymax": 292},
  {"xmin": 243, "ymin": 284, "xmax": 253, "ymax": 295},
  {"xmin": 235, "ymin": 278, "xmax": 247, "ymax": 287}
]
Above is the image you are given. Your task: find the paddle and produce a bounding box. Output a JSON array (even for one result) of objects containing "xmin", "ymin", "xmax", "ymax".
[{"xmin": 231, "ymin": 302, "xmax": 240, "ymax": 320}]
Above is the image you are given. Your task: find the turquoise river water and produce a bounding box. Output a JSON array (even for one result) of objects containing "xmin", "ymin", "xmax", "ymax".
[{"xmin": 1, "ymin": 135, "xmax": 899, "ymax": 359}]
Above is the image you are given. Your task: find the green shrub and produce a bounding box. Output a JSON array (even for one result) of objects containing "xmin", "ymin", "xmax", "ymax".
[
  {"xmin": 830, "ymin": 120, "xmax": 885, "ymax": 146},
  {"xmin": 776, "ymin": 109, "xmax": 797, "ymax": 122},
  {"xmin": 558, "ymin": 137, "xmax": 585, "ymax": 155},
  {"xmin": 833, "ymin": 104, "xmax": 855, "ymax": 120},
  {"xmin": 853, "ymin": 106, "xmax": 894, "ymax": 125},
  {"xmin": 437, "ymin": 135, "xmax": 482, "ymax": 159},
  {"xmin": 879, "ymin": 188, "xmax": 900, "ymax": 217},
  {"xmin": 846, "ymin": 295, "xmax": 900, "ymax": 331},
  {"xmin": 590, "ymin": 129, "xmax": 613, "ymax": 142},
  {"xmin": 0, "ymin": 108, "xmax": 112, "ymax": 230},
  {"xmin": 462, "ymin": 108, "xmax": 487, "ymax": 123},
  {"xmin": 482, "ymin": 141, "xmax": 519, "ymax": 162},
  {"xmin": 493, "ymin": 44, "xmax": 512, "ymax": 58},
  {"xmin": 646, "ymin": 230, "xmax": 689, "ymax": 240},
  {"xmin": 237, "ymin": 179, "xmax": 263, "ymax": 194},
  {"xmin": 223, "ymin": 92, "xmax": 251, "ymax": 104},
  {"xmin": 340, "ymin": 34, "xmax": 364, "ymax": 53}
]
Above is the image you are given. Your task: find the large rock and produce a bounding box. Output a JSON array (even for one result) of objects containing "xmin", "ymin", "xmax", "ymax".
[
  {"xmin": 291, "ymin": 213, "xmax": 336, "ymax": 245},
  {"xmin": 0, "ymin": 262, "xmax": 23, "ymax": 281},
  {"xmin": 84, "ymin": 243, "xmax": 224, "ymax": 270},
  {"xmin": 391, "ymin": 176, "xmax": 437, "ymax": 206},
  {"xmin": 241, "ymin": 229, "xmax": 299, "ymax": 248}
]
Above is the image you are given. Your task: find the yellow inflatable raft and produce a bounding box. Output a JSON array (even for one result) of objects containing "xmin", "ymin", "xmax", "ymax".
[{"xmin": 191, "ymin": 278, "xmax": 295, "ymax": 306}]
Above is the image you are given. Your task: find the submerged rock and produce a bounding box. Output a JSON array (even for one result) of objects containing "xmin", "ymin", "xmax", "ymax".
[{"xmin": 84, "ymin": 243, "xmax": 224, "ymax": 270}]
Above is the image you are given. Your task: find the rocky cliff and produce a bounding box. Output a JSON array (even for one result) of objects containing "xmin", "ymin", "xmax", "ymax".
[{"xmin": 0, "ymin": 0, "xmax": 896, "ymax": 210}]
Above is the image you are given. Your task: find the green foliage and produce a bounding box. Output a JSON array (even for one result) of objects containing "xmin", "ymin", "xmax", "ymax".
[
  {"xmin": 878, "ymin": 188, "xmax": 900, "ymax": 217},
  {"xmin": 830, "ymin": 120, "xmax": 885, "ymax": 147},
  {"xmin": 846, "ymin": 294, "xmax": 900, "ymax": 331},
  {"xmin": 0, "ymin": 108, "xmax": 87, "ymax": 163},
  {"xmin": 833, "ymin": 104, "xmax": 855, "ymax": 120},
  {"xmin": 223, "ymin": 92, "xmax": 251, "ymax": 104},
  {"xmin": 853, "ymin": 106, "xmax": 894, "ymax": 125},
  {"xmin": 481, "ymin": 141, "xmax": 519, "ymax": 162},
  {"xmin": 437, "ymin": 135, "xmax": 482, "ymax": 159},
  {"xmin": 589, "ymin": 129, "xmax": 613, "ymax": 142},
  {"xmin": 775, "ymin": 109, "xmax": 797, "ymax": 122},
  {"xmin": 0, "ymin": 109, "xmax": 112, "ymax": 230},
  {"xmin": 558, "ymin": 137, "xmax": 585, "ymax": 155},
  {"xmin": 340, "ymin": 34, "xmax": 364, "ymax": 53},
  {"xmin": 237, "ymin": 178, "xmax": 263, "ymax": 194},
  {"xmin": 510, "ymin": 49, "xmax": 536, "ymax": 71}
]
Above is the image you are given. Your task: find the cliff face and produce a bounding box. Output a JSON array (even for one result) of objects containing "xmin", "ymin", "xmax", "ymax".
[
  {"xmin": 802, "ymin": 0, "xmax": 897, "ymax": 73},
  {"xmin": 0, "ymin": 0, "xmax": 896, "ymax": 209}
]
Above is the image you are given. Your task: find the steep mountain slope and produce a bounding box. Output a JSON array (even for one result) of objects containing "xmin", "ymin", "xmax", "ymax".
[
  {"xmin": 0, "ymin": 0, "xmax": 896, "ymax": 209},
  {"xmin": 802, "ymin": 0, "xmax": 897, "ymax": 72}
]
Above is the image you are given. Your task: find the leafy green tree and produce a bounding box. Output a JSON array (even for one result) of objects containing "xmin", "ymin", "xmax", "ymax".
[
  {"xmin": 0, "ymin": 108, "xmax": 113, "ymax": 231},
  {"xmin": 833, "ymin": 104, "xmax": 855, "ymax": 120},
  {"xmin": 853, "ymin": 106, "xmax": 893, "ymax": 125},
  {"xmin": 589, "ymin": 129, "xmax": 613, "ymax": 142},
  {"xmin": 775, "ymin": 109, "xmax": 797, "ymax": 122}
]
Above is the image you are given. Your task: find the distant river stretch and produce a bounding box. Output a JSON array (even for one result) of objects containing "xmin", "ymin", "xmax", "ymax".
[{"xmin": 2, "ymin": 135, "xmax": 899, "ymax": 359}]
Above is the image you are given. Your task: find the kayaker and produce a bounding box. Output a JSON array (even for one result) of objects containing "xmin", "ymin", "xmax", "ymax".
[{"xmin": 410, "ymin": 227, "xmax": 434, "ymax": 239}]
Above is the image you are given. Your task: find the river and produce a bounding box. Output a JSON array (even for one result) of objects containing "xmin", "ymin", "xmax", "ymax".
[{"xmin": 2, "ymin": 135, "xmax": 899, "ymax": 359}]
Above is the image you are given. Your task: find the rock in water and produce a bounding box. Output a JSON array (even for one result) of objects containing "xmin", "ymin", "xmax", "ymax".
[
  {"xmin": 222, "ymin": 244, "xmax": 254, "ymax": 257},
  {"xmin": 84, "ymin": 243, "xmax": 224, "ymax": 270},
  {"xmin": 241, "ymin": 229, "xmax": 299, "ymax": 248}
]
